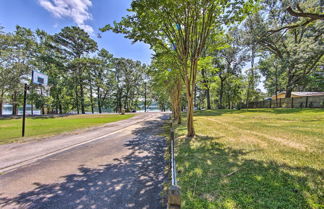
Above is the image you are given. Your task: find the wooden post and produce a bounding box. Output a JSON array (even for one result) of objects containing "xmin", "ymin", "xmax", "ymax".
[
  {"xmin": 305, "ymin": 96, "xmax": 308, "ymax": 108},
  {"xmin": 168, "ymin": 185, "xmax": 181, "ymax": 209},
  {"xmin": 291, "ymin": 97, "xmax": 294, "ymax": 108},
  {"xmin": 279, "ymin": 98, "xmax": 281, "ymax": 107}
]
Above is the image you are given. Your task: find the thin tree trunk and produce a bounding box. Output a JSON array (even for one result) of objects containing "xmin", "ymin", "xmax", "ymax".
[
  {"xmin": 0, "ymin": 99, "xmax": 2, "ymax": 116},
  {"xmin": 275, "ymin": 67, "xmax": 278, "ymax": 107},
  {"xmin": 246, "ymin": 46, "xmax": 255, "ymax": 108},
  {"xmin": 201, "ymin": 68, "xmax": 211, "ymax": 109},
  {"xmin": 0, "ymin": 91, "xmax": 3, "ymax": 116},
  {"xmin": 176, "ymin": 79, "xmax": 182, "ymax": 124},
  {"xmin": 285, "ymin": 74, "xmax": 293, "ymax": 98},
  {"xmin": 186, "ymin": 93, "xmax": 195, "ymax": 137},
  {"xmin": 185, "ymin": 62, "xmax": 196, "ymax": 137},
  {"xmin": 56, "ymin": 91, "xmax": 60, "ymax": 114},
  {"xmin": 75, "ymin": 86, "xmax": 80, "ymax": 114},
  {"xmin": 206, "ymin": 87, "xmax": 211, "ymax": 110},
  {"xmin": 219, "ymin": 78, "xmax": 225, "ymax": 109},
  {"xmin": 97, "ymin": 87, "xmax": 102, "ymax": 114},
  {"xmin": 40, "ymin": 87, "xmax": 45, "ymax": 115},
  {"xmin": 80, "ymin": 81, "xmax": 85, "ymax": 114},
  {"xmin": 12, "ymin": 91, "xmax": 17, "ymax": 115},
  {"xmin": 74, "ymin": 73, "xmax": 80, "ymax": 114},
  {"xmin": 89, "ymin": 79, "xmax": 94, "ymax": 114}
]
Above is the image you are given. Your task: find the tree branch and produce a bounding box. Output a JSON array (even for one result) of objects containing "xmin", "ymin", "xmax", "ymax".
[{"xmin": 287, "ymin": 5, "xmax": 324, "ymax": 20}]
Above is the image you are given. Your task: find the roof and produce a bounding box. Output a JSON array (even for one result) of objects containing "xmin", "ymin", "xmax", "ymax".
[
  {"xmin": 291, "ymin": 92, "xmax": 324, "ymax": 97},
  {"xmin": 275, "ymin": 91, "xmax": 324, "ymax": 97}
]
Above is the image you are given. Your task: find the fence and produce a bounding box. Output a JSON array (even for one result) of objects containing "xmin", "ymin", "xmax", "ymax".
[
  {"xmin": 244, "ymin": 95, "xmax": 324, "ymax": 109},
  {"xmin": 168, "ymin": 123, "xmax": 181, "ymax": 209}
]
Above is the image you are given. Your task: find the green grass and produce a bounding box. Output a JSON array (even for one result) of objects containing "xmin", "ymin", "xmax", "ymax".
[
  {"xmin": 174, "ymin": 108, "xmax": 324, "ymax": 209},
  {"xmin": 0, "ymin": 114, "xmax": 135, "ymax": 144}
]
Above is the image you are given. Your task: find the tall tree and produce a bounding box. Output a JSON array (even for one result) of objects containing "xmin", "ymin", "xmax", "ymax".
[
  {"xmin": 244, "ymin": 1, "xmax": 323, "ymax": 97},
  {"xmin": 102, "ymin": 0, "xmax": 257, "ymax": 136},
  {"xmin": 53, "ymin": 26, "xmax": 97, "ymax": 113},
  {"xmin": 0, "ymin": 26, "xmax": 36, "ymax": 115}
]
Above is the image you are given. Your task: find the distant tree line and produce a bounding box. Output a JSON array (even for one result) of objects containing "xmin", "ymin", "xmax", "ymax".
[
  {"xmin": 103, "ymin": 0, "xmax": 323, "ymax": 137},
  {"xmin": 1, "ymin": 0, "xmax": 322, "ymax": 137},
  {"xmin": 0, "ymin": 26, "xmax": 152, "ymax": 116}
]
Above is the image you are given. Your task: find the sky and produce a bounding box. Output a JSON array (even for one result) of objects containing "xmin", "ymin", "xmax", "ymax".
[
  {"xmin": 0, "ymin": 0, "xmax": 153, "ymax": 64},
  {"xmin": 0, "ymin": 0, "xmax": 265, "ymax": 92}
]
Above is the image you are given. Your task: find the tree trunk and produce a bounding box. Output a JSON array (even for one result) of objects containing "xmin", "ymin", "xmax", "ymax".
[
  {"xmin": 275, "ymin": 67, "xmax": 278, "ymax": 107},
  {"xmin": 185, "ymin": 63, "xmax": 196, "ymax": 137},
  {"xmin": 285, "ymin": 88, "xmax": 293, "ymax": 98},
  {"xmin": 186, "ymin": 93, "xmax": 195, "ymax": 137},
  {"xmin": 55, "ymin": 92, "xmax": 60, "ymax": 114},
  {"xmin": 59, "ymin": 103, "xmax": 63, "ymax": 114},
  {"xmin": 201, "ymin": 68, "xmax": 211, "ymax": 109},
  {"xmin": 176, "ymin": 79, "xmax": 182, "ymax": 124},
  {"xmin": 285, "ymin": 75, "xmax": 293, "ymax": 98},
  {"xmin": 79, "ymin": 81, "xmax": 85, "ymax": 114},
  {"xmin": 12, "ymin": 91, "xmax": 17, "ymax": 115},
  {"xmin": 40, "ymin": 88, "xmax": 45, "ymax": 115},
  {"xmin": 171, "ymin": 78, "xmax": 182, "ymax": 125},
  {"xmin": 89, "ymin": 81, "xmax": 94, "ymax": 114},
  {"xmin": 219, "ymin": 78, "xmax": 224, "ymax": 109},
  {"xmin": 206, "ymin": 87, "xmax": 211, "ymax": 110},
  {"xmin": 0, "ymin": 99, "xmax": 2, "ymax": 116},
  {"xmin": 97, "ymin": 87, "xmax": 102, "ymax": 114},
  {"xmin": 75, "ymin": 82, "xmax": 80, "ymax": 114},
  {"xmin": 30, "ymin": 87, "xmax": 33, "ymax": 115},
  {"xmin": 0, "ymin": 91, "xmax": 3, "ymax": 116}
]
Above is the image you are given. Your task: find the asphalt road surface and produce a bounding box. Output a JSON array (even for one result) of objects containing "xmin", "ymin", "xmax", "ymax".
[{"xmin": 0, "ymin": 113, "xmax": 168, "ymax": 209}]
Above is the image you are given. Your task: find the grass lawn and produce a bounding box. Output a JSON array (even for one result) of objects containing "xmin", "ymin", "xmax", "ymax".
[
  {"xmin": 174, "ymin": 108, "xmax": 324, "ymax": 209},
  {"xmin": 0, "ymin": 114, "xmax": 135, "ymax": 144}
]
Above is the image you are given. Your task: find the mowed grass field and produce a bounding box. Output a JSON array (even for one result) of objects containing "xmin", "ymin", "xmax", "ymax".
[
  {"xmin": 175, "ymin": 109, "xmax": 324, "ymax": 209},
  {"xmin": 0, "ymin": 114, "xmax": 135, "ymax": 144}
]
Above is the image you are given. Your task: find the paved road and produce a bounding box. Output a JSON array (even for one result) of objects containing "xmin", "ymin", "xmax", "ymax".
[{"xmin": 0, "ymin": 113, "xmax": 168, "ymax": 209}]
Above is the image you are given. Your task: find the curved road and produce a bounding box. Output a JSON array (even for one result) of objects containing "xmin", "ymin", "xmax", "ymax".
[{"xmin": 0, "ymin": 113, "xmax": 168, "ymax": 209}]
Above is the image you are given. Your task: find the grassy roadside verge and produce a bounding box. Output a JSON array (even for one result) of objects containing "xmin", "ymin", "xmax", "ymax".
[
  {"xmin": 174, "ymin": 108, "xmax": 324, "ymax": 209},
  {"xmin": 0, "ymin": 114, "xmax": 135, "ymax": 144}
]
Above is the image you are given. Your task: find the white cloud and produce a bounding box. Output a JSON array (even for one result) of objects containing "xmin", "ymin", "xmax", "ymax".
[{"xmin": 39, "ymin": 0, "xmax": 94, "ymax": 34}]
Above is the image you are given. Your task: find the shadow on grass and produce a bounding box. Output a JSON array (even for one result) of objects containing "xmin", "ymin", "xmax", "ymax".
[
  {"xmin": 193, "ymin": 108, "xmax": 324, "ymax": 117},
  {"xmin": 0, "ymin": 115, "xmax": 169, "ymax": 209},
  {"xmin": 176, "ymin": 136, "xmax": 323, "ymax": 209}
]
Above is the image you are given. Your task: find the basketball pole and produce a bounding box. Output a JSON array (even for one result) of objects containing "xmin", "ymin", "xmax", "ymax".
[{"xmin": 22, "ymin": 83, "xmax": 28, "ymax": 137}]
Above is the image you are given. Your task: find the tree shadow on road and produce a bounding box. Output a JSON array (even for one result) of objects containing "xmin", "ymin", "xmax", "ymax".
[{"xmin": 0, "ymin": 115, "xmax": 168, "ymax": 209}]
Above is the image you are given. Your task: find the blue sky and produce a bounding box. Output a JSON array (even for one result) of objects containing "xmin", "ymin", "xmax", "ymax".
[
  {"xmin": 0, "ymin": 0, "xmax": 153, "ymax": 64},
  {"xmin": 0, "ymin": 0, "xmax": 265, "ymax": 92}
]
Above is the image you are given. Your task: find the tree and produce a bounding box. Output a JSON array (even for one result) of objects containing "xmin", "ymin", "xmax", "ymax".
[
  {"xmin": 53, "ymin": 26, "xmax": 97, "ymax": 113},
  {"xmin": 102, "ymin": 0, "xmax": 257, "ymax": 136},
  {"xmin": 213, "ymin": 32, "xmax": 248, "ymax": 108},
  {"xmin": 96, "ymin": 49, "xmax": 114, "ymax": 113},
  {"xmin": 269, "ymin": 1, "xmax": 324, "ymax": 32},
  {"xmin": 244, "ymin": 1, "xmax": 323, "ymax": 97},
  {"xmin": 0, "ymin": 26, "xmax": 36, "ymax": 115},
  {"xmin": 151, "ymin": 48, "xmax": 182, "ymax": 123}
]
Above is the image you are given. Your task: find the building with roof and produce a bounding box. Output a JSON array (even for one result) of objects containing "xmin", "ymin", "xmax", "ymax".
[{"xmin": 271, "ymin": 92, "xmax": 324, "ymax": 100}]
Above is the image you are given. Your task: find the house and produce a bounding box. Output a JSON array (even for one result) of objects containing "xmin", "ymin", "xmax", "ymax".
[{"xmin": 271, "ymin": 92, "xmax": 324, "ymax": 100}]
